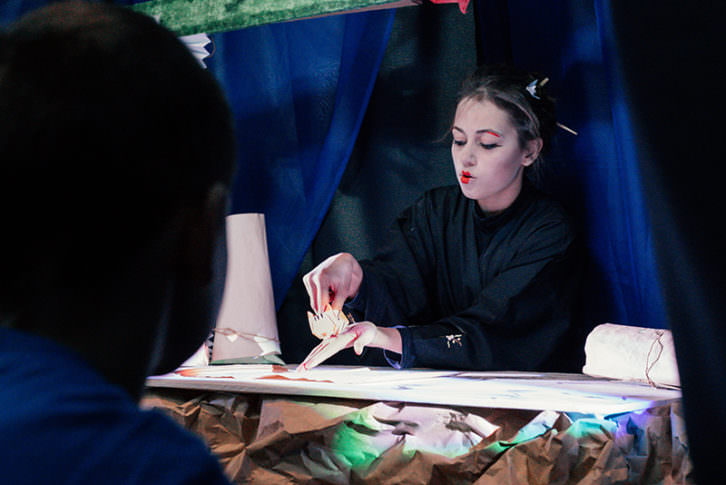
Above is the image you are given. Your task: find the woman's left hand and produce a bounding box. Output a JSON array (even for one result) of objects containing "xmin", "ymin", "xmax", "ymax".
[{"xmin": 296, "ymin": 322, "xmax": 401, "ymax": 371}]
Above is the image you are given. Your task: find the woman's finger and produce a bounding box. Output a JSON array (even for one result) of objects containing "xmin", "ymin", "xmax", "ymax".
[
  {"xmin": 302, "ymin": 273, "xmax": 316, "ymax": 311},
  {"xmin": 307, "ymin": 273, "xmax": 322, "ymax": 313},
  {"xmin": 350, "ymin": 323, "xmax": 375, "ymax": 355},
  {"xmin": 331, "ymin": 285, "xmax": 346, "ymax": 311},
  {"xmin": 313, "ymin": 271, "xmax": 333, "ymax": 313}
]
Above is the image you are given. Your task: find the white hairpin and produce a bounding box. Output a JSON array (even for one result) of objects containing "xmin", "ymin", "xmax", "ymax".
[
  {"xmin": 556, "ymin": 122, "xmax": 578, "ymax": 136},
  {"xmin": 524, "ymin": 77, "xmax": 578, "ymax": 135},
  {"xmin": 525, "ymin": 77, "xmax": 549, "ymax": 100},
  {"xmin": 525, "ymin": 80, "xmax": 539, "ymax": 99}
]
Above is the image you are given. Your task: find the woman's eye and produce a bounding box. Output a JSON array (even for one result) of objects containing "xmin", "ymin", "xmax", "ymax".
[
  {"xmin": 480, "ymin": 143, "xmax": 499, "ymax": 150},
  {"xmin": 453, "ymin": 139, "xmax": 466, "ymax": 146}
]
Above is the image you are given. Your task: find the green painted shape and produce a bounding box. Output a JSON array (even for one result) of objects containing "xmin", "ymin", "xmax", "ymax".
[
  {"xmin": 131, "ymin": 0, "xmax": 402, "ymax": 35},
  {"xmin": 327, "ymin": 414, "xmax": 621, "ymax": 474},
  {"xmin": 329, "ymin": 411, "xmax": 391, "ymax": 469},
  {"xmin": 563, "ymin": 417, "xmax": 618, "ymax": 440},
  {"xmin": 328, "ymin": 410, "xmax": 513, "ymax": 473}
]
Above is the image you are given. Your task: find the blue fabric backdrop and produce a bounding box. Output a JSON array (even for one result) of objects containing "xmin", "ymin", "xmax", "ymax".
[
  {"xmin": 479, "ymin": 0, "xmax": 667, "ymax": 330},
  {"xmin": 206, "ymin": 12, "xmax": 395, "ymax": 309}
]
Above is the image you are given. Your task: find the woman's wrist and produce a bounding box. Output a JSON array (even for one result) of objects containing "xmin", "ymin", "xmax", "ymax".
[{"xmin": 373, "ymin": 326, "xmax": 402, "ymax": 355}]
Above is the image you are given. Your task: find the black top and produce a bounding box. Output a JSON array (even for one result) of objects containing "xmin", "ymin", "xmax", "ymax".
[{"xmin": 346, "ymin": 182, "xmax": 581, "ymax": 370}]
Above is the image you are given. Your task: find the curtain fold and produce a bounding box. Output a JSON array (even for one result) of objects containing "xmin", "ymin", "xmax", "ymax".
[
  {"xmin": 483, "ymin": 0, "xmax": 667, "ymax": 331},
  {"xmin": 206, "ymin": 11, "xmax": 395, "ymax": 308}
]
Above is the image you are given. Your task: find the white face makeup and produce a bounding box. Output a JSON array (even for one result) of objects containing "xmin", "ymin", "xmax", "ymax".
[{"xmin": 451, "ymin": 98, "xmax": 539, "ymax": 212}]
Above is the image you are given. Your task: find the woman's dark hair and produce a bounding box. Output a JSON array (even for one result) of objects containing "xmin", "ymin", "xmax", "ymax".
[{"xmin": 457, "ymin": 64, "xmax": 557, "ymax": 176}]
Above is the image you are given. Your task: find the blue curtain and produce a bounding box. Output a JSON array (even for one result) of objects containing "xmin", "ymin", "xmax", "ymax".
[
  {"xmin": 1, "ymin": 0, "xmax": 67, "ymax": 23},
  {"xmin": 476, "ymin": 0, "xmax": 667, "ymax": 330},
  {"xmin": 206, "ymin": 13, "xmax": 395, "ymax": 309}
]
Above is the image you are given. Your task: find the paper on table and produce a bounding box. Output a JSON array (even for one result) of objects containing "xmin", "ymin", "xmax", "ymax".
[
  {"xmin": 582, "ymin": 323, "xmax": 680, "ymax": 388},
  {"xmin": 212, "ymin": 214, "xmax": 281, "ymax": 363},
  {"xmin": 170, "ymin": 365, "xmax": 459, "ymax": 385}
]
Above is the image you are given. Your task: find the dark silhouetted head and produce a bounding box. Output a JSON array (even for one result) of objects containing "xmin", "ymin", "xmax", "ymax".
[{"xmin": 0, "ymin": 1, "xmax": 236, "ymax": 396}]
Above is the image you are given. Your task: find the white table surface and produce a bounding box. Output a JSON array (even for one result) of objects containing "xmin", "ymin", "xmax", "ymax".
[{"xmin": 146, "ymin": 365, "xmax": 681, "ymax": 416}]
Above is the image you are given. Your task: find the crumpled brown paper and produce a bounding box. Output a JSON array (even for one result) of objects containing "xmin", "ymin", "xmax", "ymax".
[
  {"xmin": 142, "ymin": 390, "xmax": 694, "ymax": 484},
  {"xmin": 141, "ymin": 389, "xmax": 260, "ymax": 470}
]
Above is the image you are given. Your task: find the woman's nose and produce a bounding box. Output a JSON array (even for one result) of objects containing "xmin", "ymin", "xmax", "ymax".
[{"xmin": 461, "ymin": 150, "xmax": 476, "ymax": 167}]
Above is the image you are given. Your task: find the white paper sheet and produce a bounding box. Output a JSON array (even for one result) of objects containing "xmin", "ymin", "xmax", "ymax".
[{"xmin": 147, "ymin": 367, "xmax": 682, "ymax": 415}]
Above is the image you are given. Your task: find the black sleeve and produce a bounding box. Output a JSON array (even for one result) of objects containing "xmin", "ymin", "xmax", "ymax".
[{"xmin": 345, "ymin": 194, "xmax": 439, "ymax": 327}]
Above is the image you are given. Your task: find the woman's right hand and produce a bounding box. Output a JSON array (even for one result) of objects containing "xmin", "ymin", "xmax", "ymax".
[{"xmin": 302, "ymin": 252, "xmax": 363, "ymax": 312}]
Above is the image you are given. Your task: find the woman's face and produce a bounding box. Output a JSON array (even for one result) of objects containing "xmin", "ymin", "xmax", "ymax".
[{"xmin": 451, "ymin": 98, "xmax": 540, "ymax": 212}]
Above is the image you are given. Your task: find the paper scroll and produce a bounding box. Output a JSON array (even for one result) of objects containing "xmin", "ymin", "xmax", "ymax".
[
  {"xmin": 211, "ymin": 213, "xmax": 281, "ymax": 363},
  {"xmin": 582, "ymin": 323, "xmax": 680, "ymax": 388}
]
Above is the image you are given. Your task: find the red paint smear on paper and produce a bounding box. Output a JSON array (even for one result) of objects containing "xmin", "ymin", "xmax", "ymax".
[
  {"xmin": 258, "ymin": 374, "xmax": 333, "ymax": 384},
  {"xmin": 176, "ymin": 364, "xmax": 287, "ymax": 378},
  {"xmin": 176, "ymin": 370, "xmax": 235, "ymax": 378}
]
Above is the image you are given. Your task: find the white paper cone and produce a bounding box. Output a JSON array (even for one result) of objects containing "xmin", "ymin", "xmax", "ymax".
[
  {"xmin": 212, "ymin": 213, "xmax": 281, "ymax": 362},
  {"xmin": 179, "ymin": 342, "xmax": 210, "ymax": 367},
  {"xmin": 582, "ymin": 323, "xmax": 680, "ymax": 387}
]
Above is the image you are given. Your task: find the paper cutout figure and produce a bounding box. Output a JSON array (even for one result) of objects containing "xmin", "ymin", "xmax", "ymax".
[
  {"xmin": 298, "ymin": 307, "xmax": 355, "ymax": 371},
  {"xmin": 307, "ymin": 306, "xmax": 350, "ymax": 339}
]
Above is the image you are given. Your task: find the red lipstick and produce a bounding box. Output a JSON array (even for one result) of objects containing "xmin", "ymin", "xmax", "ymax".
[{"xmin": 460, "ymin": 171, "xmax": 472, "ymax": 184}]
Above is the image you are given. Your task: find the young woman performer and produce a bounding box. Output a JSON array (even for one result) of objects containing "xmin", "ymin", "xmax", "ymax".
[{"xmin": 300, "ymin": 65, "xmax": 581, "ymax": 371}]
